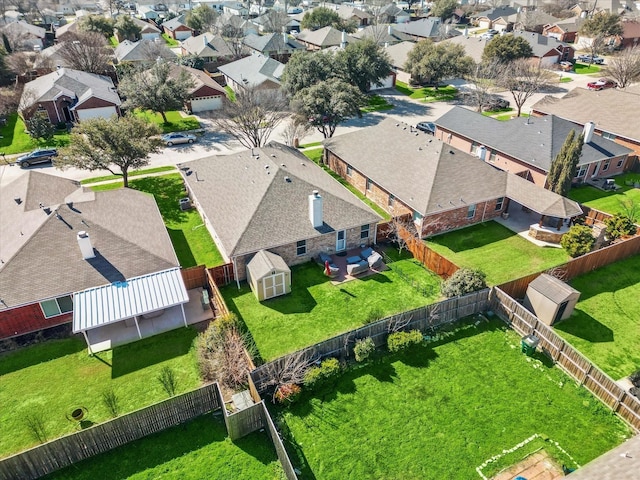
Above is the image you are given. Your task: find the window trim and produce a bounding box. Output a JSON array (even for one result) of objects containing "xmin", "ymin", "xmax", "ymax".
[
  {"xmin": 602, "ymin": 159, "xmax": 610, "ymax": 171},
  {"xmin": 576, "ymin": 165, "xmax": 587, "ymax": 177},
  {"xmin": 366, "ymin": 178, "xmax": 372, "ymax": 192},
  {"xmin": 616, "ymin": 158, "xmax": 624, "ymax": 168},
  {"xmin": 346, "ymin": 164, "xmax": 353, "ymax": 177},
  {"xmin": 360, "ymin": 224, "xmax": 370, "ymax": 240},
  {"xmin": 467, "ymin": 204, "xmax": 477, "ymax": 219},
  {"xmin": 296, "ymin": 239, "xmax": 307, "ymax": 256},
  {"xmin": 495, "ymin": 197, "xmax": 504, "ymax": 211}
]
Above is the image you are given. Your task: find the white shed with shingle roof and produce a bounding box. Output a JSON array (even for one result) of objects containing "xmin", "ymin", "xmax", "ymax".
[
  {"xmin": 246, "ymin": 250, "xmax": 291, "ymax": 301},
  {"xmin": 523, "ymin": 274, "xmax": 580, "ymax": 326}
]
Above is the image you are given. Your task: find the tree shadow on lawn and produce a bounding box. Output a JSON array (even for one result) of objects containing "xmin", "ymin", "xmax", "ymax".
[{"xmin": 553, "ymin": 310, "xmax": 614, "ymax": 343}]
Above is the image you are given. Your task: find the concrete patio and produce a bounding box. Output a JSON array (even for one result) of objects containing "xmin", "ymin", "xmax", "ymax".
[
  {"xmin": 322, "ymin": 247, "xmax": 387, "ymax": 285},
  {"xmin": 494, "ymin": 201, "xmax": 568, "ymax": 249}
]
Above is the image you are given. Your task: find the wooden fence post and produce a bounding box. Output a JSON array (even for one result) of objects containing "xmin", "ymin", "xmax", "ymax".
[
  {"xmin": 581, "ymin": 364, "xmax": 593, "ymax": 386},
  {"xmin": 554, "ymin": 342, "xmax": 564, "ymax": 363}
]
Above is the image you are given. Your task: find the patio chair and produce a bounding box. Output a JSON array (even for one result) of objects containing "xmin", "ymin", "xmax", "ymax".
[
  {"xmin": 360, "ymin": 247, "xmax": 374, "ymax": 260},
  {"xmin": 367, "ymin": 251, "xmax": 383, "ymax": 270},
  {"xmin": 347, "ymin": 260, "xmax": 369, "ymax": 276}
]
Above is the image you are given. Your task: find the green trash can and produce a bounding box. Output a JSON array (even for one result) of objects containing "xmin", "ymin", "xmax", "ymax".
[{"xmin": 521, "ymin": 334, "xmax": 539, "ymax": 357}]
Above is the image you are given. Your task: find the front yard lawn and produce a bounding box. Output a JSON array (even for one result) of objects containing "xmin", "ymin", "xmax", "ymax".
[
  {"xmin": 92, "ymin": 174, "xmax": 225, "ymax": 268},
  {"xmin": 0, "ymin": 113, "xmax": 70, "ymax": 155},
  {"xmin": 425, "ymin": 221, "xmax": 570, "ymax": 285},
  {"xmin": 45, "ymin": 414, "xmax": 283, "ymax": 480},
  {"xmin": 80, "ymin": 166, "xmax": 176, "ymax": 185},
  {"xmin": 278, "ymin": 319, "xmax": 630, "ymax": 479},
  {"xmin": 222, "ymin": 250, "xmax": 442, "ymax": 361},
  {"xmin": 360, "ymin": 94, "xmax": 393, "ymax": 113},
  {"xmin": 567, "ymin": 174, "xmax": 640, "ymax": 216},
  {"xmin": 134, "ymin": 109, "xmax": 200, "ymax": 133},
  {"xmin": 395, "ymin": 81, "xmax": 457, "ymax": 102},
  {"xmin": 554, "ymin": 254, "xmax": 640, "ymax": 380},
  {"xmin": 0, "ymin": 328, "xmax": 201, "ymax": 458},
  {"xmin": 572, "ymin": 63, "xmax": 601, "ymax": 74}
]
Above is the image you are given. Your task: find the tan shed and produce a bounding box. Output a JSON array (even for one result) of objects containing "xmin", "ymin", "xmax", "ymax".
[
  {"xmin": 523, "ymin": 274, "xmax": 580, "ymax": 326},
  {"xmin": 246, "ymin": 250, "xmax": 291, "ymax": 301}
]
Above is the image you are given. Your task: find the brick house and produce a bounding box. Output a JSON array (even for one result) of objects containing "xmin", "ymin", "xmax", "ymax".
[
  {"xmin": 162, "ymin": 14, "xmax": 193, "ymax": 41},
  {"xmin": 543, "ymin": 16, "xmax": 585, "ymax": 43},
  {"xmin": 435, "ymin": 107, "xmax": 632, "ymax": 189},
  {"xmin": 296, "ymin": 26, "xmax": 360, "ymax": 50},
  {"xmin": 324, "ymin": 118, "xmax": 582, "ymax": 238},
  {"xmin": 217, "ymin": 54, "xmax": 284, "ymax": 96},
  {"xmin": 512, "ymin": 30, "xmax": 574, "ymax": 66},
  {"xmin": 20, "ymin": 68, "xmax": 121, "ymax": 124},
  {"xmin": 168, "ymin": 64, "xmax": 226, "ymax": 113},
  {"xmin": 243, "ymin": 32, "xmax": 306, "ymax": 63},
  {"xmin": 179, "ymin": 143, "xmax": 381, "ymax": 283},
  {"xmin": 469, "ymin": 6, "xmax": 518, "ymax": 31}
]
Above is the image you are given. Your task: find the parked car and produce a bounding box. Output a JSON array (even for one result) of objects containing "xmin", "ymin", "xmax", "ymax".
[
  {"xmin": 587, "ymin": 78, "xmax": 617, "ymax": 91},
  {"xmin": 559, "ymin": 61, "xmax": 573, "ymax": 71},
  {"xmin": 482, "ymin": 96, "xmax": 510, "ymax": 112},
  {"xmin": 15, "ymin": 148, "xmax": 57, "ymax": 167},
  {"xmin": 416, "ymin": 121, "xmax": 436, "ymax": 135},
  {"xmin": 162, "ymin": 132, "xmax": 197, "ymax": 146},
  {"xmin": 576, "ymin": 54, "xmax": 604, "ymax": 65}
]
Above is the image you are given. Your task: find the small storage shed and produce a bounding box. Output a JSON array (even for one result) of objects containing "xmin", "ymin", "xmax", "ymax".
[
  {"xmin": 523, "ymin": 274, "xmax": 580, "ymax": 326},
  {"xmin": 246, "ymin": 250, "xmax": 291, "ymax": 301}
]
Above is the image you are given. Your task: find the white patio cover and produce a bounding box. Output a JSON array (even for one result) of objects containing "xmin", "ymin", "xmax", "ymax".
[{"xmin": 73, "ymin": 268, "xmax": 189, "ymax": 332}]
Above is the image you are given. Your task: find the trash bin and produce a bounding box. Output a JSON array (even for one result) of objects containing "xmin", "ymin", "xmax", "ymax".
[{"xmin": 521, "ymin": 334, "xmax": 539, "ymax": 356}]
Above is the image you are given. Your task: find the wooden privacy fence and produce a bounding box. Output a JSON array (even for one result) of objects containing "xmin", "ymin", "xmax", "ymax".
[
  {"xmin": 399, "ymin": 225, "xmax": 459, "ymax": 279},
  {"xmin": 490, "ymin": 288, "xmax": 640, "ymax": 432},
  {"xmin": 0, "ymin": 383, "xmax": 223, "ymax": 480},
  {"xmin": 208, "ymin": 263, "xmax": 234, "ymax": 286},
  {"xmin": 581, "ymin": 206, "xmax": 612, "ymax": 226},
  {"xmin": 181, "ymin": 265, "xmax": 207, "ymax": 289},
  {"xmin": 206, "ymin": 267, "xmax": 229, "ymax": 317},
  {"xmin": 498, "ymin": 233, "xmax": 640, "ymax": 299},
  {"xmin": 251, "ymin": 290, "xmax": 490, "ymax": 392}
]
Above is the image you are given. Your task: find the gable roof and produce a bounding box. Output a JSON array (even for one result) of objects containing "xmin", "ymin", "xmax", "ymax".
[
  {"xmin": 353, "ymin": 24, "xmax": 414, "ymax": 45},
  {"xmin": 440, "ymin": 35, "xmax": 490, "ymax": 63},
  {"xmin": 528, "ymin": 273, "xmax": 579, "ymax": 303},
  {"xmin": 218, "ymin": 54, "xmax": 284, "ymax": 88},
  {"xmin": 435, "ymin": 107, "xmax": 632, "ymax": 172},
  {"xmin": 393, "ymin": 17, "xmax": 448, "ymax": 39},
  {"xmin": 297, "ymin": 26, "xmax": 360, "ymax": 48},
  {"xmin": 168, "ymin": 63, "xmax": 226, "ymax": 96},
  {"xmin": 471, "ymin": 6, "xmax": 518, "ymax": 21},
  {"xmin": 114, "ymin": 39, "xmax": 176, "ymax": 62},
  {"xmin": 512, "ymin": 30, "xmax": 572, "ymax": 57},
  {"xmin": 162, "ymin": 14, "xmax": 190, "ymax": 32},
  {"xmin": 384, "ymin": 41, "xmax": 416, "ymax": 69},
  {"xmin": 247, "ymin": 250, "xmax": 290, "ymax": 279},
  {"xmin": 0, "ymin": 172, "xmax": 178, "ymax": 309},
  {"xmin": 545, "ymin": 15, "xmax": 585, "ymax": 33},
  {"xmin": 54, "ymin": 20, "xmax": 79, "ymax": 37},
  {"xmin": 179, "ymin": 143, "xmax": 381, "ymax": 258},
  {"xmin": 336, "ymin": 5, "xmax": 372, "ymax": 21},
  {"xmin": 532, "ymin": 88, "xmax": 640, "ymax": 143},
  {"xmin": 181, "ymin": 32, "xmax": 233, "ymax": 57},
  {"xmin": 1, "ymin": 20, "xmax": 45, "ymax": 38},
  {"xmin": 129, "ymin": 16, "xmax": 161, "ymax": 33},
  {"xmin": 243, "ymin": 32, "xmax": 305, "ymax": 54}
]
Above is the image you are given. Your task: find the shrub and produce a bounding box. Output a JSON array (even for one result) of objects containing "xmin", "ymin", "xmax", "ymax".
[
  {"xmin": 560, "ymin": 225, "xmax": 595, "ymax": 257},
  {"xmin": 102, "ymin": 387, "xmax": 120, "ymax": 417},
  {"xmin": 274, "ymin": 383, "xmax": 302, "ymax": 404},
  {"xmin": 303, "ymin": 357, "xmax": 341, "ymax": 389},
  {"xmin": 604, "ymin": 214, "xmax": 637, "ymax": 240},
  {"xmin": 630, "ymin": 370, "xmax": 640, "ymax": 388},
  {"xmin": 354, "ymin": 337, "xmax": 375, "ymax": 362},
  {"xmin": 441, "ymin": 268, "xmax": 487, "ymax": 298},
  {"xmin": 387, "ymin": 330, "xmax": 423, "ymax": 353},
  {"xmin": 157, "ymin": 366, "xmax": 178, "ymax": 397},
  {"xmin": 364, "ymin": 308, "xmax": 383, "ymax": 325}
]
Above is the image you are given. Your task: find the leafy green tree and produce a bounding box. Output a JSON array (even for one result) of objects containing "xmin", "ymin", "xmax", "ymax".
[
  {"xmin": 546, "ymin": 130, "xmax": 584, "ymax": 196},
  {"xmin": 57, "ymin": 115, "xmax": 163, "ymax": 188},
  {"xmin": 561, "ymin": 225, "xmax": 595, "ymax": 257},
  {"xmin": 579, "ymin": 13, "xmax": 623, "ymax": 61},
  {"xmin": 78, "ymin": 15, "xmax": 115, "ymax": 39},
  {"xmin": 441, "ymin": 268, "xmax": 487, "ymax": 298},
  {"xmin": 118, "ymin": 61, "xmax": 195, "ymax": 124},
  {"xmin": 185, "ymin": 4, "xmax": 218, "ymax": 33},
  {"xmin": 114, "ymin": 14, "xmax": 142, "ymax": 41},
  {"xmin": 292, "ymin": 78, "xmax": 365, "ymax": 138},
  {"xmin": 26, "ymin": 112, "xmax": 54, "ymax": 142},
  {"xmin": 405, "ymin": 39, "xmax": 473, "ymax": 88},
  {"xmin": 282, "ymin": 51, "xmax": 334, "ymax": 97},
  {"xmin": 335, "ymin": 39, "xmax": 392, "ymax": 93},
  {"xmin": 604, "ymin": 214, "xmax": 637, "ymax": 240},
  {"xmin": 482, "ymin": 35, "xmax": 533, "ymax": 63},
  {"xmin": 300, "ymin": 6, "xmax": 356, "ymax": 32},
  {"xmin": 430, "ymin": 0, "xmax": 458, "ymax": 20}
]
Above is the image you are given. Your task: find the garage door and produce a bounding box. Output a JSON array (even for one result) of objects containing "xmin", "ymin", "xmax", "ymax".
[
  {"xmin": 370, "ymin": 74, "xmax": 395, "ymax": 91},
  {"xmin": 263, "ymin": 273, "xmax": 285, "ymax": 300},
  {"xmin": 76, "ymin": 106, "xmax": 118, "ymax": 121},
  {"xmin": 191, "ymin": 96, "xmax": 223, "ymax": 113}
]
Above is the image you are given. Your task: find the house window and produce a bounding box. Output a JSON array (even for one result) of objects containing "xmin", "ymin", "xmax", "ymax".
[
  {"xmin": 617, "ymin": 158, "xmax": 624, "ymax": 168},
  {"xmin": 489, "ymin": 150, "xmax": 496, "ymax": 162},
  {"xmin": 296, "ymin": 240, "xmax": 306, "ymax": 256},
  {"xmin": 467, "ymin": 204, "xmax": 477, "ymax": 219},
  {"xmin": 413, "ymin": 211, "xmax": 423, "ymax": 223},
  {"xmin": 388, "ymin": 194, "xmax": 395, "ymax": 208},
  {"xmin": 40, "ymin": 295, "xmax": 73, "ymax": 318},
  {"xmin": 576, "ymin": 165, "xmax": 587, "ymax": 177},
  {"xmin": 602, "ymin": 131, "xmax": 617, "ymax": 140},
  {"xmin": 602, "ymin": 159, "xmax": 610, "ymax": 171},
  {"xmin": 360, "ymin": 224, "xmax": 370, "ymax": 239},
  {"xmin": 366, "ymin": 178, "xmax": 372, "ymax": 191},
  {"xmin": 470, "ymin": 141, "xmax": 479, "ymax": 154},
  {"xmin": 346, "ymin": 164, "xmax": 353, "ymax": 176},
  {"xmin": 495, "ymin": 197, "xmax": 504, "ymax": 211}
]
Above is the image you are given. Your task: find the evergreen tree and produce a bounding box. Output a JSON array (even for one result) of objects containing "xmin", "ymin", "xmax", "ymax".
[{"xmin": 547, "ymin": 131, "xmax": 584, "ymax": 196}]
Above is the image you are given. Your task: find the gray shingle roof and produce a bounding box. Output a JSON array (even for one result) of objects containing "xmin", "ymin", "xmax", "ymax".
[
  {"xmin": 393, "ymin": 17, "xmax": 447, "ymax": 38},
  {"xmin": 353, "ymin": 24, "xmax": 414, "ymax": 45},
  {"xmin": 435, "ymin": 107, "xmax": 632, "ymax": 173},
  {"xmin": 114, "ymin": 39, "xmax": 176, "ymax": 63},
  {"xmin": 247, "ymin": 250, "xmax": 290, "ymax": 279},
  {"xmin": 471, "ymin": 6, "xmax": 518, "ymax": 21},
  {"xmin": 218, "ymin": 54, "xmax": 284, "ymax": 88},
  {"xmin": 243, "ymin": 32, "xmax": 305, "ymax": 54},
  {"xmin": 179, "ymin": 143, "xmax": 381, "ymax": 258},
  {"xmin": 440, "ymin": 35, "xmax": 490, "ymax": 63},
  {"xmin": 0, "ymin": 172, "xmax": 178, "ymax": 309},
  {"xmin": 566, "ymin": 433, "xmax": 640, "ymax": 479},
  {"xmin": 181, "ymin": 32, "xmax": 233, "ymax": 58},
  {"xmin": 384, "ymin": 41, "xmax": 415, "ymax": 69},
  {"xmin": 512, "ymin": 30, "xmax": 572, "ymax": 58},
  {"xmin": 162, "ymin": 14, "xmax": 189, "ymax": 32},
  {"xmin": 297, "ymin": 26, "xmax": 360, "ymax": 48}
]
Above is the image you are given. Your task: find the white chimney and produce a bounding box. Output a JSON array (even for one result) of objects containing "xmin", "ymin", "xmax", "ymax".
[
  {"xmin": 583, "ymin": 122, "xmax": 595, "ymax": 144},
  {"xmin": 308, "ymin": 190, "xmax": 323, "ymax": 228},
  {"xmin": 77, "ymin": 231, "xmax": 95, "ymax": 259},
  {"xmin": 387, "ymin": 24, "xmax": 392, "ymax": 36},
  {"xmin": 341, "ymin": 30, "xmax": 347, "ymax": 49}
]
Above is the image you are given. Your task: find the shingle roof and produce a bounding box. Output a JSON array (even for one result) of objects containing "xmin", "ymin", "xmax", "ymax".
[
  {"xmin": 179, "ymin": 143, "xmax": 381, "ymax": 258},
  {"xmin": 528, "ymin": 273, "xmax": 579, "ymax": 303},
  {"xmin": 243, "ymin": 32, "xmax": 305, "ymax": 54},
  {"xmin": 435, "ymin": 107, "xmax": 632, "ymax": 173},
  {"xmin": 0, "ymin": 172, "xmax": 178, "ymax": 309},
  {"xmin": 336, "ymin": 5, "xmax": 372, "ymax": 21},
  {"xmin": 440, "ymin": 35, "xmax": 490, "ymax": 63},
  {"xmin": 247, "ymin": 250, "xmax": 290, "ymax": 279},
  {"xmin": 181, "ymin": 32, "xmax": 233, "ymax": 58},
  {"xmin": 471, "ymin": 6, "xmax": 518, "ymax": 21},
  {"xmin": 162, "ymin": 14, "xmax": 189, "ymax": 32},
  {"xmin": 353, "ymin": 24, "xmax": 414, "ymax": 45},
  {"xmin": 532, "ymin": 88, "xmax": 640, "ymax": 143},
  {"xmin": 218, "ymin": 54, "xmax": 284, "ymax": 88},
  {"xmin": 168, "ymin": 64, "xmax": 225, "ymax": 96},
  {"xmin": 297, "ymin": 26, "xmax": 360, "ymax": 48},
  {"xmin": 130, "ymin": 16, "xmax": 161, "ymax": 33},
  {"xmin": 393, "ymin": 17, "xmax": 448, "ymax": 38},
  {"xmin": 512, "ymin": 30, "xmax": 572, "ymax": 58},
  {"xmin": 114, "ymin": 39, "xmax": 176, "ymax": 62},
  {"xmin": 1, "ymin": 20, "xmax": 45, "ymax": 38},
  {"xmin": 566, "ymin": 434, "xmax": 640, "ymax": 479},
  {"xmin": 547, "ymin": 15, "xmax": 585, "ymax": 33},
  {"xmin": 384, "ymin": 41, "xmax": 415, "ymax": 69}
]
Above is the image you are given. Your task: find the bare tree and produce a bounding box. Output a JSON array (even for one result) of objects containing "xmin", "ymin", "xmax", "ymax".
[
  {"xmin": 387, "ymin": 311, "xmax": 413, "ymax": 333},
  {"xmin": 214, "ymin": 87, "xmax": 288, "ymax": 148},
  {"xmin": 604, "ymin": 46, "xmax": 640, "ymax": 88},
  {"xmin": 261, "ymin": 10, "xmax": 290, "ymax": 34},
  {"xmin": 384, "ymin": 213, "xmax": 417, "ymax": 254},
  {"xmin": 463, "ymin": 61, "xmax": 500, "ymax": 112},
  {"xmin": 0, "ymin": 84, "xmax": 22, "ymax": 117},
  {"xmin": 56, "ymin": 32, "xmax": 112, "ymax": 75},
  {"xmin": 281, "ymin": 116, "xmax": 312, "ymax": 147},
  {"xmin": 496, "ymin": 59, "xmax": 555, "ymax": 117},
  {"xmin": 220, "ymin": 24, "xmax": 246, "ymax": 60},
  {"xmin": 6, "ymin": 51, "xmax": 34, "ymax": 77},
  {"xmin": 262, "ymin": 349, "xmax": 317, "ymax": 401}
]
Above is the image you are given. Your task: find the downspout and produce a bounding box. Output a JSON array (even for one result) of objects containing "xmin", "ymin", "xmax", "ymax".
[
  {"xmin": 233, "ymin": 257, "xmax": 240, "ymax": 289},
  {"xmin": 480, "ymin": 201, "xmax": 488, "ymax": 223}
]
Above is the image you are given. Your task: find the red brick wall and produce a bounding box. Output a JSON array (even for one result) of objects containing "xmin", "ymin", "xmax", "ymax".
[
  {"xmin": 421, "ymin": 199, "xmax": 504, "ymax": 237},
  {"xmin": 0, "ymin": 303, "xmax": 72, "ymax": 339}
]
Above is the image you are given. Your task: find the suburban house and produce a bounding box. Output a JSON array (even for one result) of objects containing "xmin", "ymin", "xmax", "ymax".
[
  {"xmin": 138, "ymin": 5, "xmax": 161, "ymax": 21},
  {"xmin": 1, "ymin": 20, "xmax": 46, "ymax": 51},
  {"xmin": 470, "ymin": 6, "xmax": 518, "ymax": 31},
  {"xmin": 508, "ymin": 11, "xmax": 560, "ymax": 34},
  {"xmin": 532, "ymin": 88, "xmax": 640, "ymax": 161},
  {"xmin": 169, "ymin": 64, "xmax": 226, "ymax": 112},
  {"xmin": 214, "ymin": 12, "xmax": 256, "ymax": 36},
  {"xmin": 393, "ymin": 17, "xmax": 459, "ymax": 41},
  {"xmin": 542, "ymin": 16, "xmax": 585, "ymax": 43},
  {"xmin": 384, "ymin": 41, "xmax": 415, "ymax": 84},
  {"xmin": 34, "ymin": 44, "xmax": 72, "ymax": 73},
  {"xmin": 0, "ymin": 172, "xmax": 192, "ymax": 353},
  {"xmin": 178, "ymin": 143, "xmax": 381, "ymax": 282},
  {"xmin": 114, "ymin": 39, "xmax": 176, "ymax": 64},
  {"xmin": 353, "ymin": 24, "xmax": 414, "ymax": 46},
  {"xmin": 323, "ymin": 118, "xmax": 582, "ymax": 238},
  {"xmin": 180, "ymin": 33, "xmax": 235, "ymax": 68},
  {"xmin": 440, "ymin": 35, "xmax": 490, "ymax": 63},
  {"xmin": 512, "ymin": 30, "xmax": 574, "ymax": 66},
  {"xmin": 250, "ymin": 12, "xmax": 300, "ymax": 33},
  {"xmin": 54, "ymin": 20, "xmax": 80, "ymax": 39},
  {"xmin": 296, "ymin": 26, "xmax": 360, "ymax": 50},
  {"xmin": 377, "ymin": 4, "xmax": 411, "ymax": 24},
  {"xmin": 114, "ymin": 16, "xmax": 162, "ymax": 42},
  {"xmin": 243, "ymin": 32, "xmax": 306, "ymax": 62},
  {"xmin": 336, "ymin": 5, "xmax": 372, "ymax": 27},
  {"xmin": 435, "ymin": 107, "xmax": 632, "ymax": 188},
  {"xmin": 218, "ymin": 54, "xmax": 284, "ymax": 94},
  {"xmin": 162, "ymin": 14, "xmax": 193, "ymax": 40},
  {"xmin": 20, "ymin": 68, "xmax": 122, "ymax": 124},
  {"xmin": 614, "ymin": 20, "xmax": 640, "ymax": 49}
]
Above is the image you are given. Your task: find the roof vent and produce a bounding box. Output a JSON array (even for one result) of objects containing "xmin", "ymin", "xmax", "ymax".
[
  {"xmin": 14, "ymin": 197, "xmax": 21, "ymax": 205},
  {"xmin": 264, "ymin": 165, "xmax": 269, "ymax": 169},
  {"xmin": 285, "ymin": 176, "xmax": 291, "ymax": 182},
  {"xmin": 271, "ymin": 154, "xmax": 276, "ymax": 157},
  {"xmin": 281, "ymin": 163, "xmax": 286, "ymax": 167}
]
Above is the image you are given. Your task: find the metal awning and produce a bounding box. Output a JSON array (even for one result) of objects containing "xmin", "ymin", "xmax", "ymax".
[{"xmin": 72, "ymin": 268, "xmax": 189, "ymax": 333}]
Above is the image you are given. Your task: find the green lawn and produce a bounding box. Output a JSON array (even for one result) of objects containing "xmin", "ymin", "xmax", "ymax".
[
  {"xmin": 567, "ymin": 174, "xmax": 640, "ymax": 216},
  {"xmin": 222, "ymin": 251, "xmax": 442, "ymax": 361},
  {"xmin": 0, "ymin": 328, "xmax": 201, "ymax": 458},
  {"xmin": 395, "ymin": 81, "xmax": 457, "ymax": 102},
  {"xmin": 108, "ymin": 35, "xmax": 119, "ymax": 46},
  {"xmin": 133, "ymin": 110, "xmax": 200, "ymax": 133},
  {"xmin": 80, "ymin": 166, "xmax": 176, "ymax": 184},
  {"xmin": 360, "ymin": 94, "xmax": 393, "ymax": 113},
  {"xmin": 559, "ymin": 76, "xmax": 573, "ymax": 83},
  {"xmin": 299, "ymin": 141, "xmax": 323, "ymax": 149},
  {"xmin": 425, "ymin": 222, "xmax": 570, "ymax": 285},
  {"xmin": 92, "ymin": 174, "xmax": 225, "ymax": 268},
  {"xmin": 161, "ymin": 32, "xmax": 179, "ymax": 47},
  {"xmin": 0, "ymin": 113, "xmax": 70, "ymax": 155},
  {"xmin": 45, "ymin": 415, "xmax": 284, "ymax": 480},
  {"xmin": 278, "ymin": 320, "xmax": 630, "ymax": 480},
  {"xmin": 573, "ymin": 63, "xmax": 601, "ymax": 74},
  {"xmin": 554, "ymin": 254, "xmax": 640, "ymax": 380},
  {"xmin": 495, "ymin": 112, "xmax": 530, "ymax": 121},
  {"xmin": 225, "ymin": 85, "xmax": 236, "ymax": 102}
]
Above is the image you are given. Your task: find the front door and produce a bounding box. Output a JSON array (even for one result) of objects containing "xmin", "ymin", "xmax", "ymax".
[{"xmin": 336, "ymin": 230, "xmax": 346, "ymax": 252}]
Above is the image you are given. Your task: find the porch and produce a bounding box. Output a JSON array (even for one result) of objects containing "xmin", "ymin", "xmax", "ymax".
[{"xmin": 494, "ymin": 201, "xmax": 570, "ymax": 248}]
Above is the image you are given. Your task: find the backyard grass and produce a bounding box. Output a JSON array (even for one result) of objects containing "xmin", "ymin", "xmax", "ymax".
[
  {"xmin": 92, "ymin": 174, "xmax": 225, "ymax": 268},
  {"xmin": 573, "ymin": 63, "xmax": 601, "ymax": 74},
  {"xmin": 161, "ymin": 33, "xmax": 179, "ymax": 47},
  {"xmin": 222, "ymin": 250, "xmax": 442, "ymax": 361},
  {"xmin": 360, "ymin": 94, "xmax": 393, "ymax": 113},
  {"xmin": 554, "ymin": 254, "xmax": 640, "ymax": 380},
  {"xmin": 425, "ymin": 221, "xmax": 570, "ymax": 285},
  {"xmin": 567, "ymin": 174, "xmax": 640, "ymax": 215},
  {"xmin": 133, "ymin": 109, "xmax": 200, "ymax": 133},
  {"xmin": 395, "ymin": 80, "xmax": 457, "ymax": 102},
  {"xmin": 495, "ymin": 112, "xmax": 530, "ymax": 121},
  {"xmin": 45, "ymin": 414, "xmax": 284, "ymax": 480},
  {"xmin": 277, "ymin": 319, "xmax": 630, "ymax": 480},
  {"xmin": 0, "ymin": 113, "xmax": 70, "ymax": 155},
  {"xmin": 0, "ymin": 328, "xmax": 201, "ymax": 458},
  {"xmin": 225, "ymin": 85, "xmax": 237, "ymax": 102},
  {"xmin": 108, "ymin": 35, "xmax": 118, "ymax": 46},
  {"xmin": 299, "ymin": 141, "xmax": 322, "ymax": 149},
  {"xmin": 79, "ymin": 166, "xmax": 176, "ymax": 184}
]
